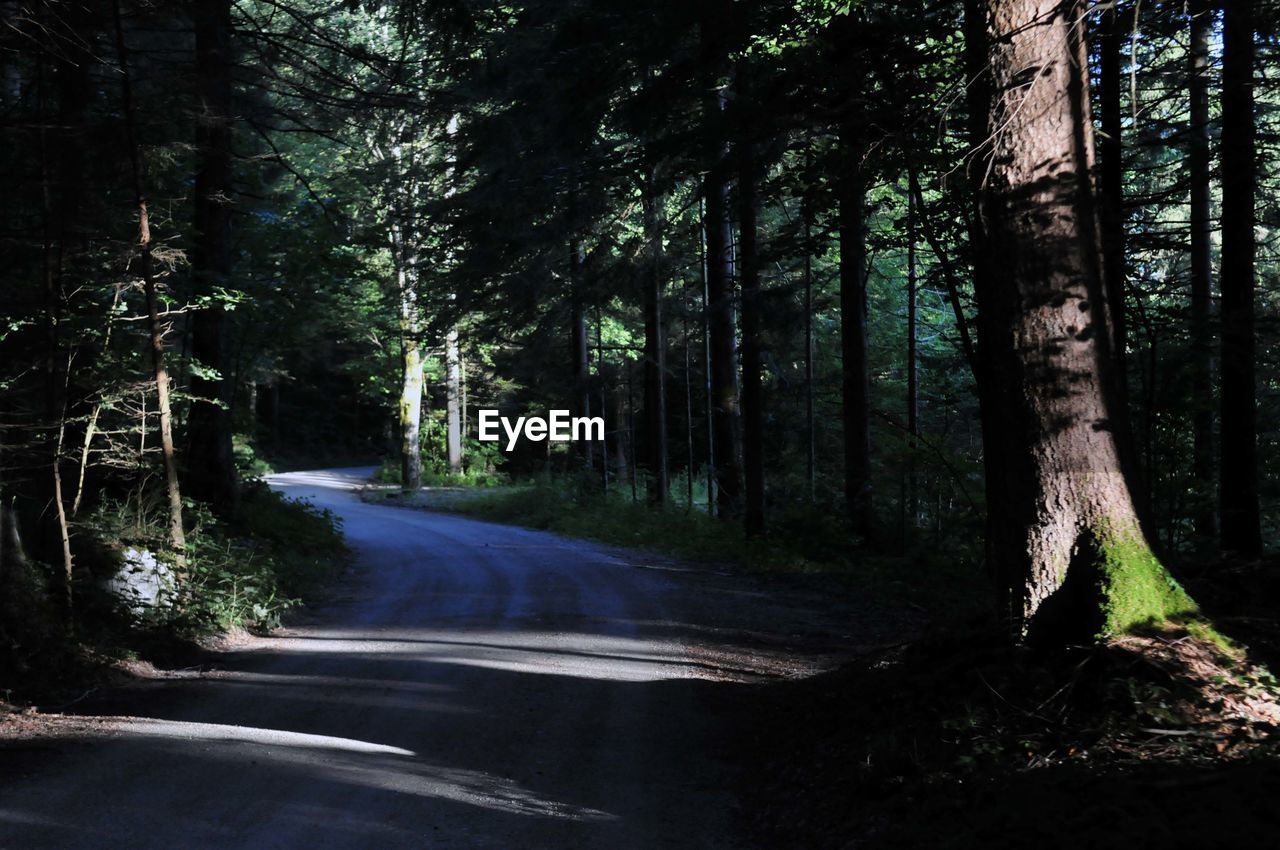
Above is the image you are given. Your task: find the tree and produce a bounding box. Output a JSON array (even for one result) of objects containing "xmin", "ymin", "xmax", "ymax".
[
  {"xmin": 840, "ymin": 127, "xmax": 873, "ymax": 540},
  {"xmin": 642, "ymin": 156, "xmax": 669, "ymax": 505},
  {"xmin": 187, "ymin": 0, "xmax": 238, "ymax": 509},
  {"xmin": 1188, "ymin": 0, "xmax": 1215, "ymax": 545},
  {"xmin": 1219, "ymin": 0, "xmax": 1261, "ymax": 555},
  {"xmin": 704, "ymin": 78, "xmax": 742, "ymax": 519},
  {"xmin": 738, "ymin": 73, "xmax": 766, "ymax": 536},
  {"xmin": 971, "ymin": 0, "xmax": 1195, "ymax": 639}
]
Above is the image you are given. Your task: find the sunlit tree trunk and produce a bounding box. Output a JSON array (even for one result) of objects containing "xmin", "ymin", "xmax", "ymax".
[
  {"xmin": 973, "ymin": 0, "xmax": 1194, "ymax": 640},
  {"xmin": 1188, "ymin": 0, "xmax": 1216, "ymax": 545},
  {"xmin": 446, "ymin": 328, "xmax": 463, "ymax": 475},
  {"xmin": 187, "ymin": 0, "xmax": 237, "ymax": 510},
  {"xmin": 394, "ymin": 237, "xmax": 423, "ymax": 491},
  {"xmin": 115, "ymin": 0, "xmax": 186, "ymax": 565},
  {"xmin": 1219, "ymin": 0, "xmax": 1261, "ymax": 555}
]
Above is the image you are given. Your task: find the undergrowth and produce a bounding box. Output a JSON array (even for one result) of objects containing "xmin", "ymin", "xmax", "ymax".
[
  {"xmin": 0, "ymin": 479, "xmax": 345, "ymax": 705},
  {"xmin": 86, "ymin": 479, "xmax": 345, "ymax": 633}
]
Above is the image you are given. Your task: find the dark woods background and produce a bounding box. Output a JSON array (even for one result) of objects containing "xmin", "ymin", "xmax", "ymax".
[{"xmin": 1, "ymin": 0, "xmax": 1279, "ymax": 655}]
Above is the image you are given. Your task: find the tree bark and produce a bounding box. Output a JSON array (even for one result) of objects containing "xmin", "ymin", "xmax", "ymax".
[
  {"xmin": 1219, "ymin": 0, "xmax": 1261, "ymax": 555},
  {"xmin": 569, "ymin": 238, "xmax": 594, "ymax": 477},
  {"xmin": 446, "ymin": 328, "xmax": 463, "ymax": 475},
  {"xmin": 115, "ymin": 0, "xmax": 187, "ymax": 564},
  {"xmin": 397, "ymin": 256, "xmax": 423, "ymax": 491},
  {"xmin": 1097, "ymin": 0, "xmax": 1127, "ymax": 405},
  {"xmin": 803, "ymin": 147, "xmax": 816, "ymax": 501},
  {"xmin": 1188, "ymin": 0, "xmax": 1216, "ymax": 545},
  {"xmin": 737, "ymin": 113, "xmax": 765, "ymax": 536},
  {"xmin": 839, "ymin": 127, "xmax": 873, "ymax": 540},
  {"xmin": 906, "ymin": 171, "xmax": 919, "ymax": 534},
  {"xmin": 642, "ymin": 161, "xmax": 669, "ymax": 505},
  {"xmin": 187, "ymin": 0, "xmax": 237, "ymax": 510},
  {"xmin": 705, "ymin": 89, "xmax": 741, "ymax": 518},
  {"xmin": 972, "ymin": 0, "xmax": 1194, "ymax": 640}
]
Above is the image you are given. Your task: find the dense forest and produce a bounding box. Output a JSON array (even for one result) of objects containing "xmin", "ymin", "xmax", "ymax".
[{"xmin": 3, "ymin": 0, "xmax": 1280, "ymax": 846}]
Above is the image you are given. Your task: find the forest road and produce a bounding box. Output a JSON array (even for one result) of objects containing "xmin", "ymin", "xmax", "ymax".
[{"xmin": 0, "ymin": 468, "xmax": 901, "ymax": 849}]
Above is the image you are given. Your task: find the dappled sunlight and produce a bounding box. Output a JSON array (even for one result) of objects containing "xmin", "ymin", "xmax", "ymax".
[
  {"xmin": 93, "ymin": 717, "xmax": 615, "ymax": 822},
  {"xmin": 109, "ymin": 718, "xmax": 418, "ymax": 756},
  {"xmin": 257, "ymin": 626, "xmax": 795, "ymax": 683}
]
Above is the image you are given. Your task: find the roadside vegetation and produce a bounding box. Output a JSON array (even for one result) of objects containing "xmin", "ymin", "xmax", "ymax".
[{"xmin": 1, "ymin": 482, "xmax": 344, "ymax": 705}]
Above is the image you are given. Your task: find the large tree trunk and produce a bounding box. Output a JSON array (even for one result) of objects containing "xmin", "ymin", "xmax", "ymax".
[
  {"xmin": 839, "ymin": 128, "xmax": 872, "ymax": 540},
  {"xmin": 187, "ymin": 0, "xmax": 237, "ymax": 510},
  {"xmin": 738, "ymin": 125, "xmax": 765, "ymax": 536},
  {"xmin": 1188, "ymin": 0, "xmax": 1216, "ymax": 545},
  {"xmin": 642, "ymin": 162, "xmax": 669, "ymax": 505},
  {"xmin": 1218, "ymin": 0, "xmax": 1261, "ymax": 555},
  {"xmin": 973, "ymin": 0, "xmax": 1194, "ymax": 640}
]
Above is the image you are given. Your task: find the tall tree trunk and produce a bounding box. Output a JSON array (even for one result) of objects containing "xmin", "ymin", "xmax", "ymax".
[
  {"xmin": 187, "ymin": 0, "xmax": 237, "ymax": 510},
  {"xmin": 1188, "ymin": 0, "xmax": 1216, "ymax": 545},
  {"xmin": 115, "ymin": 0, "xmax": 186, "ymax": 564},
  {"xmin": 1219, "ymin": 0, "xmax": 1261, "ymax": 555},
  {"xmin": 839, "ymin": 128, "xmax": 873, "ymax": 540},
  {"xmin": 642, "ymin": 162, "xmax": 669, "ymax": 505},
  {"xmin": 1098, "ymin": 0, "xmax": 1127, "ymax": 406},
  {"xmin": 569, "ymin": 238, "xmax": 594, "ymax": 477},
  {"xmin": 906, "ymin": 171, "xmax": 919, "ymax": 534},
  {"xmin": 596, "ymin": 306, "xmax": 611, "ymax": 491},
  {"xmin": 700, "ymin": 198, "xmax": 717, "ymax": 515},
  {"xmin": 738, "ymin": 125, "xmax": 765, "ymax": 536},
  {"xmin": 803, "ymin": 148, "xmax": 816, "ymax": 501},
  {"xmin": 683, "ymin": 280, "xmax": 695, "ymax": 509},
  {"xmin": 705, "ymin": 90, "xmax": 741, "ymax": 518},
  {"xmin": 627, "ymin": 360, "xmax": 638, "ymax": 502},
  {"xmin": 972, "ymin": 0, "xmax": 1194, "ymax": 640},
  {"xmin": 446, "ymin": 328, "xmax": 463, "ymax": 475},
  {"xmin": 397, "ymin": 255, "xmax": 423, "ymax": 491}
]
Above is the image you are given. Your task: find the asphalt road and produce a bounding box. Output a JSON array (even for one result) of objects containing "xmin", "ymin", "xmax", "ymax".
[{"xmin": 0, "ymin": 468, "xmax": 881, "ymax": 849}]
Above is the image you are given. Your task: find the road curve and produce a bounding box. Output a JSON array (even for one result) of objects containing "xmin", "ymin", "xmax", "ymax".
[{"xmin": 0, "ymin": 468, "xmax": 873, "ymax": 849}]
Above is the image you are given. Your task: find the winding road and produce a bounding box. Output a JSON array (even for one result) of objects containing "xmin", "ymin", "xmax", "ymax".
[{"xmin": 0, "ymin": 468, "xmax": 889, "ymax": 849}]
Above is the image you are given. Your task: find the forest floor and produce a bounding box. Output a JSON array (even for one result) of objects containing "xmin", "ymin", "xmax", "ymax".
[
  {"xmin": 368, "ymin": 482, "xmax": 1280, "ymax": 849},
  {"xmin": 0, "ymin": 468, "xmax": 919, "ymax": 848},
  {"xmin": 6, "ymin": 471, "xmax": 1280, "ymax": 847}
]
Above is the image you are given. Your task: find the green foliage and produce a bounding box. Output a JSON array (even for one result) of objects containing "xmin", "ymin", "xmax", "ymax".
[{"xmin": 85, "ymin": 482, "xmax": 345, "ymax": 633}]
